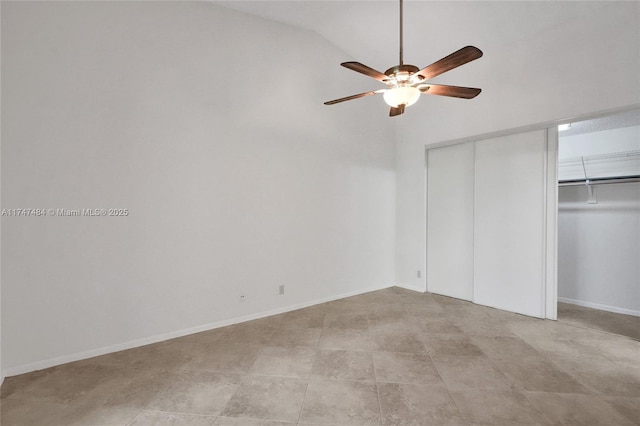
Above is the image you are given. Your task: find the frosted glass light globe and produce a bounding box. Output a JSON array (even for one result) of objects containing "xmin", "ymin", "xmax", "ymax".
[{"xmin": 383, "ymin": 86, "xmax": 420, "ymax": 108}]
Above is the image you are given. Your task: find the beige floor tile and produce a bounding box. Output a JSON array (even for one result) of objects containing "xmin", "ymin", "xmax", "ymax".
[
  {"xmin": 100, "ymin": 371, "xmax": 183, "ymax": 411},
  {"xmin": 161, "ymin": 371, "xmax": 243, "ymax": 415},
  {"xmin": 62, "ymin": 369, "xmax": 140, "ymax": 411},
  {"xmin": 371, "ymin": 332, "xmax": 427, "ymax": 353},
  {"xmin": 0, "ymin": 368, "xmax": 53, "ymax": 400},
  {"xmin": 220, "ymin": 376, "xmax": 307, "ymax": 423},
  {"xmin": 12, "ymin": 363, "xmax": 127, "ymax": 405},
  {"xmin": 52, "ymin": 399, "xmax": 140, "ymax": 426},
  {"xmin": 352, "ymin": 288, "xmax": 405, "ymax": 303},
  {"xmin": 509, "ymin": 319, "xmax": 607, "ymax": 342},
  {"xmin": 432, "ymin": 355, "xmax": 512, "ymax": 390},
  {"xmin": 322, "ymin": 300, "xmax": 372, "ymax": 315},
  {"xmin": 450, "ymin": 388, "xmax": 547, "ymax": 425},
  {"xmin": 248, "ymin": 315, "xmax": 287, "ymax": 329},
  {"xmin": 214, "ymin": 417, "xmax": 295, "ymax": 425},
  {"xmin": 422, "ymin": 335, "xmax": 485, "ymax": 356},
  {"xmin": 215, "ymin": 322, "xmax": 278, "ymax": 346},
  {"xmin": 603, "ymin": 396, "xmax": 640, "ymax": 425},
  {"xmin": 470, "ymin": 336, "xmax": 542, "ymax": 359},
  {"xmin": 431, "ymin": 294, "xmax": 471, "ymax": 307},
  {"xmin": 442, "ymin": 304, "xmax": 494, "ymax": 321},
  {"xmin": 311, "ymin": 350, "xmax": 375, "ymax": 381},
  {"xmin": 368, "ymin": 316, "xmax": 414, "ymax": 334},
  {"xmin": 169, "ymin": 328, "xmax": 227, "ymax": 346},
  {"xmin": 453, "ymin": 317, "xmax": 517, "ymax": 337},
  {"xmin": 249, "ymin": 347, "xmax": 316, "ymax": 378},
  {"xmin": 492, "ymin": 355, "xmax": 589, "ymax": 394},
  {"xmin": 300, "ymin": 378, "xmax": 381, "ymax": 425},
  {"xmin": 485, "ymin": 306, "xmax": 538, "ymax": 323},
  {"xmin": 367, "ymin": 306, "xmax": 409, "ymax": 321},
  {"xmin": 183, "ymin": 343, "xmax": 261, "ymax": 374},
  {"xmin": 90, "ymin": 340, "xmax": 197, "ymax": 374},
  {"xmin": 318, "ymin": 328, "xmax": 377, "ymax": 351},
  {"xmin": 558, "ymin": 303, "xmax": 640, "ymax": 340},
  {"xmin": 372, "ymin": 352, "xmax": 443, "ymax": 385},
  {"xmin": 523, "ymin": 336, "xmax": 611, "ymax": 364},
  {"xmin": 551, "ymin": 355, "xmax": 640, "ymax": 397},
  {"xmin": 266, "ymin": 328, "xmax": 322, "ymax": 348},
  {"xmin": 323, "ymin": 312, "xmax": 370, "ymax": 330},
  {"xmin": 377, "ymin": 382, "xmax": 465, "ymax": 426},
  {"xmin": 403, "ymin": 302, "xmax": 447, "ymax": 317},
  {"xmin": 571, "ymin": 335, "xmax": 640, "ymax": 364},
  {"xmin": 525, "ymin": 391, "xmax": 638, "ymax": 426},
  {"xmin": 280, "ymin": 309, "xmax": 326, "ymax": 329},
  {"xmin": 412, "ymin": 317, "xmax": 464, "ymax": 334},
  {"xmin": 2, "ymin": 288, "xmax": 638, "ymax": 426},
  {"xmin": 370, "ymin": 302, "xmax": 411, "ymax": 314},
  {"xmin": 128, "ymin": 410, "xmax": 217, "ymax": 425},
  {"xmin": 0, "ymin": 398, "xmax": 71, "ymax": 426}
]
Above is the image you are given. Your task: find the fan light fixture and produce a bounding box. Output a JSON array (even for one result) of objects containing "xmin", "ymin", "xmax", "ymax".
[
  {"xmin": 324, "ymin": 0, "xmax": 483, "ymax": 117},
  {"xmin": 383, "ymin": 86, "xmax": 420, "ymax": 108}
]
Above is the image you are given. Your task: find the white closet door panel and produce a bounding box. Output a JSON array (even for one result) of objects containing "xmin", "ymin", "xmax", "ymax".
[
  {"xmin": 474, "ymin": 130, "xmax": 547, "ymax": 318},
  {"xmin": 427, "ymin": 143, "xmax": 474, "ymax": 301}
]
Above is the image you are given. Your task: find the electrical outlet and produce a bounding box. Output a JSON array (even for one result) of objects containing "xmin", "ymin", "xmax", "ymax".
[
  {"xmin": 279, "ymin": 285, "xmax": 285, "ymax": 295},
  {"xmin": 417, "ymin": 270, "xmax": 422, "ymax": 278}
]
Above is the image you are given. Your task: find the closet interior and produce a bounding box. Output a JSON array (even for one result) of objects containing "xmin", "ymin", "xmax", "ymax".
[{"xmin": 557, "ymin": 109, "xmax": 640, "ymax": 339}]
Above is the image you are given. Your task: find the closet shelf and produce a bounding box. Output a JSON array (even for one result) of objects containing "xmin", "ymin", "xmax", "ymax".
[{"xmin": 558, "ymin": 149, "xmax": 640, "ymax": 184}]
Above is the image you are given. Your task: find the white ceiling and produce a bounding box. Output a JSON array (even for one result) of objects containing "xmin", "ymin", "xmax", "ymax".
[
  {"xmin": 560, "ymin": 109, "xmax": 640, "ymax": 137},
  {"xmin": 214, "ymin": 1, "xmax": 636, "ymax": 139},
  {"xmin": 214, "ymin": 1, "xmax": 613, "ymax": 72}
]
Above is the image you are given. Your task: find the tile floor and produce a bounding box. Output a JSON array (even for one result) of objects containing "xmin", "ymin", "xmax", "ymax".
[
  {"xmin": 558, "ymin": 302, "xmax": 640, "ymax": 340},
  {"xmin": 1, "ymin": 287, "xmax": 639, "ymax": 425}
]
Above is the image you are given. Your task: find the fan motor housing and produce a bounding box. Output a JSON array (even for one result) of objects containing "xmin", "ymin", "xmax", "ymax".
[{"xmin": 384, "ymin": 64, "xmax": 420, "ymax": 78}]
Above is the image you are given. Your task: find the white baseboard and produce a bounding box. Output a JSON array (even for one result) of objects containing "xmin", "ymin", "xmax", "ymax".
[
  {"xmin": 394, "ymin": 282, "xmax": 426, "ymax": 293},
  {"xmin": 2, "ymin": 283, "xmax": 393, "ymax": 378},
  {"xmin": 558, "ymin": 297, "xmax": 640, "ymax": 317}
]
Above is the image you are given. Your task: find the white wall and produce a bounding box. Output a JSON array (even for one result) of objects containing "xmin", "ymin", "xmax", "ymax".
[
  {"xmin": 0, "ymin": 0, "xmax": 3, "ymax": 385},
  {"xmin": 395, "ymin": 2, "xmax": 640, "ymax": 290},
  {"xmin": 558, "ymin": 183, "xmax": 640, "ymax": 315},
  {"xmin": 1, "ymin": 1, "xmax": 396, "ymax": 375}
]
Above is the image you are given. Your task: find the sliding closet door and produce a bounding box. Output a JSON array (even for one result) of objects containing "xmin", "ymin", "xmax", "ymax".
[
  {"xmin": 474, "ymin": 130, "xmax": 547, "ymax": 318},
  {"xmin": 427, "ymin": 143, "xmax": 474, "ymax": 300}
]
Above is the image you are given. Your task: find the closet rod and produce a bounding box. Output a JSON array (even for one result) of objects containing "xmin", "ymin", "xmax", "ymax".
[{"xmin": 558, "ymin": 175, "xmax": 640, "ymax": 187}]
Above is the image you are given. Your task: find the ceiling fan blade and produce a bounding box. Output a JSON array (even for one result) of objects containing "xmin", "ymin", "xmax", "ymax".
[
  {"xmin": 389, "ymin": 104, "xmax": 405, "ymax": 117},
  {"xmin": 415, "ymin": 46, "xmax": 483, "ymax": 81},
  {"xmin": 341, "ymin": 62, "xmax": 390, "ymax": 83},
  {"xmin": 324, "ymin": 90, "xmax": 382, "ymax": 105},
  {"xmin": 419, "ymin": 84, "xmax": 482, "ymax": 99}
]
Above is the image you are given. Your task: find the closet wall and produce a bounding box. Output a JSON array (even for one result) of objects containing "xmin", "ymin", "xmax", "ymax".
[{"xmin": 558, "ymin": 183, "xmax": 640, "ymax": 315}]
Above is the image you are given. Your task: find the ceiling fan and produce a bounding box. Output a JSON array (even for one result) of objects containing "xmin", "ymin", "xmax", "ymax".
[{"xmin": 324, "ymin": 0, "xmax": 483, "ymax": 117}]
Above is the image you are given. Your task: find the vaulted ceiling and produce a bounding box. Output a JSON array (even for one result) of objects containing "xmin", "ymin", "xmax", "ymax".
[
  {"xmin": 216, "ymin": 1, "xmax": 612, "ymax": 72},
  {"xmin": 213, "ymin": 1, "xmax": 638, "ymax": 142}
]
